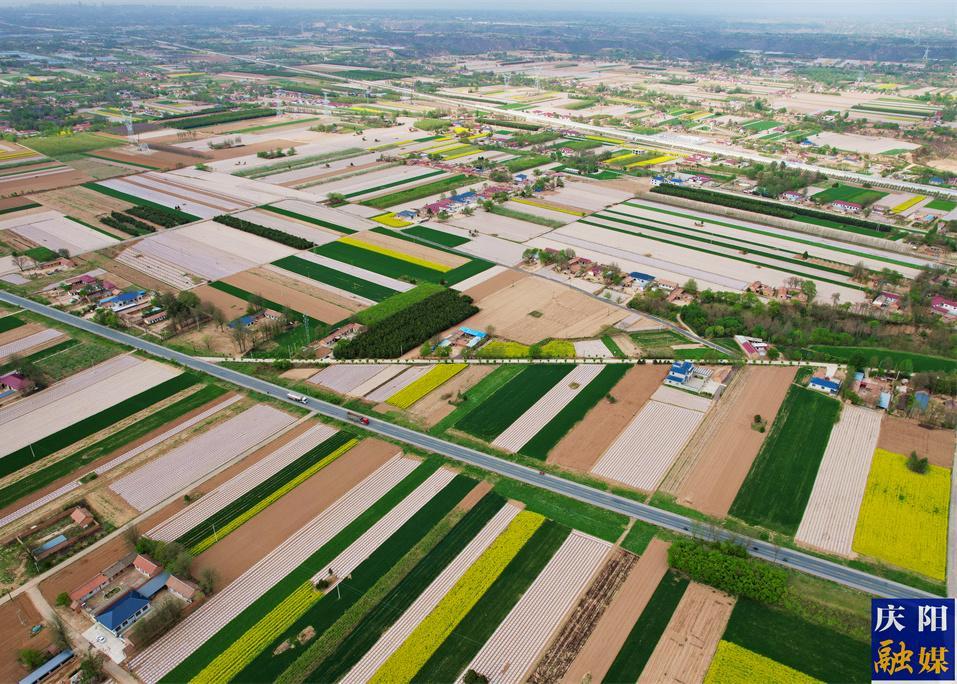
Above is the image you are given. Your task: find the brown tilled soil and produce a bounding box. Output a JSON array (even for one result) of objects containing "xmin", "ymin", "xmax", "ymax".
[
  {"xmin": 352, "ymin": 230, "xmax": 468, "ymax": 269},
  {"xmin": 224, "ymin": 269, "xmax": 354, "ymax": 323},
  {"xmin": 637, "ymin": 582, "xmax": 735, "ymax": 684},
  {"xmin": 0, "ymin": 322, "xmax": 45, "ymax": 346},
  {"xmin": 456, "ymin": 480, "xmax": 492, "ymax": 511},
  {"xmin": 282, "ymin": 161, "xmax": 386, "ymax": 188},
  {"xmin": 205, "ymin": 139, "xmax": 302, "ymax": 161},
  {"xmin": 462, "ymin": 267, "xmax": 524, "ymax": 301},
  {"xmin": 0, "ymin": 596, "xmax": 51, "ymax": 684},
  {"xmin": 528, "ymin": 549, "xmax": 637, "ymax": 684},
  {"xmin": 877, "ymin": 414, "xmax": 955, "ymax": 468},
  {"xmin": 407, "ymin": 365, "xmax": 495, "ymax": 428},
  {"xmin": 255, "ymin": 266, "xmax": 366, "ymax": 314},
  {"xmin": 0, "ymin": 169, "xmax": 91, "ymax": 196},
  {"xmin": 563, "ymin": 538, "xmax": 671, "ymax": 683},
  {"xmin": 192, "ymin": 284, "xmax": 249, "ymax": 319},
  {"xmin": 548, "ymin": 365, "xmax": 669, "ymax": 471},
  {"xmin": 91, "ymin": 147, "xmax": 198, "ymax": 171},
  {"xmin": 461, "ymin": 275, "xmax": 625, "ymax": 345},
  {"xmin": 191, "ymin": 438, "xmax": 401, "ymax": 587},
  {"xmin": 0, "ymin": 196, "xmax": 43, "ymax": 212},
  {"xmin": 35, "ymin": 186, "xmax": 133, "ymax": 228},
  {"xmin": 79, "ymin": 254, "xmax": 176, "ymax": 294},
  {"xmin": 670, "ymin": 366, "xmax": 796, "ymax": 518}
]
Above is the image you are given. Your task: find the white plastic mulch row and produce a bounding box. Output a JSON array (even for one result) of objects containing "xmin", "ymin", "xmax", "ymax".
[
  {"xmin": 2, "ymin": 360, "xmax": 180, "ymax": 458},
  {"xmin": 270, "ymin": 199, "xmax": 379, "ymax": 232},
  {"xmin": 346, "ymin": 365, "xmax": 408, "ymax": 398},
  {"xmin": 452, "ymin": 265, "xmax": 508, "ymax": 293},
  {"xmin": 178, "ymin": 221, "xmax": 299, "ymax": 264},
  {"xmin": 308, "ymin": 364, "xmax": 391, "ymax": 394},
  {"xmin": 130, "ymin": 456, "xmax": 420, "ymax": 684},
  {"xmin": 0, "ymin": 395, "xmax": 242, "ymax": 532},
  {"xmin": 294, "ymin": 250, "xmax": 414, "ymax": 293},
  {"xmin": 492, "ymin": 365, "xmax": 603, "ymax": 453},
  {"xmin": 591, "ymin": 400, "xmax": 706, "ymax": 492},
  {"xmin": 0, "ymin": 328, "xmax": 64, "ymax": 361},
  {"xmin": 146, "ymin": 421, "xmax": 337, "ymax": 542},
  {"xmin": 311, "ymin": 467, "xmax": 457, "ymax": 584},
  {"xmin": 99, "ymin": 178, "xmax": 220, "ymax": 220},
  {"xmin": 795, "ymin": 405, "xmax": 882, "ymax": 556},
  {"xmin": 0, "ymin": 210, "xmax": 117, "ymax": 254},
  {"xmin": 109, "ymin": 404, "xmax": 295, "ymax": 512},
  {"xmin": 0, "ymin": 354, "xmax": 137, "ymax": 427},
  {"xmin": 133, "ymin": 231, "xmax": 256, "ymax": 282},
  {"xmin": 127, "ymin": 173, "xmax": 250, "ymax": 212},
  {"xmin": 342, "ymin": 504, "xmax": 521, "ymax": 684},
  {"xmin": 651, "ymin": 385, "xmax": 713, "ymax": 413},
  {"xmin": 461, "ymin": 531, "xmax": 612, "ymax": 684},
  {"xmin": 263, "ymin": 263, "xmax": 377, "ymax": 307},
  {"xmin": 573, "ymin": 339, "xmax": 613, "ymax": 358},
  {"xmin": 232, "ymin": 209, "xmax": 342, "ymax": 246},
  {"xmin": 457, "ymin": 234, "xmax": 527, "ymax": 266},
  {"xmin": 115, "ymin": 248, "xmax": 197, "ymax": 291},
  {"xmin": 363, "ymin": 365, "xmax": 434, "ymax": 403}
]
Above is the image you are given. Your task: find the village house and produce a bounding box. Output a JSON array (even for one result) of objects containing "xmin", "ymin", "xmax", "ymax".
[
  {"xmin": 831, "ymin": 200, "xmax": 863, "ymax": 213},
  {"xmin": 872, "ymin": 291, "xmax": 902, "ymax": 313},
  {"xmin": 931, "ymin": 295, "xmax": 957, "ymax": 318}
]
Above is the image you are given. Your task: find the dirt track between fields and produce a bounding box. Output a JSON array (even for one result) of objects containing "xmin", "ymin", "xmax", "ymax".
[
  {"xmin": 670, "ymin": 366, "xmax": 795, "ymax": 518},
  {"xmin": 548, "ymin": 365, "xmax": 668, "ymax": 471}
]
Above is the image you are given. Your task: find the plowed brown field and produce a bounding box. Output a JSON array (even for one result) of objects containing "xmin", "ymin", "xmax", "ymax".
[{"xmin": 877, "ymin": 414, "xmax": 955, "ymax": 468}]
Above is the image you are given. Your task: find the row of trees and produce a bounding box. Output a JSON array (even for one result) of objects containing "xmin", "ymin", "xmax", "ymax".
[
  {"xmin": 668, "ymin": 539, "xmax": 788, "ymax": 604},
  {"xmin": 213, "ymin": 215, "xmax": 315, "ymax": 250}
]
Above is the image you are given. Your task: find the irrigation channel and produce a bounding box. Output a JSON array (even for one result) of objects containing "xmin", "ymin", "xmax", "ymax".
[{"xmin": 0, "ymin": 290, "xmax": 938, "ymax": 600}]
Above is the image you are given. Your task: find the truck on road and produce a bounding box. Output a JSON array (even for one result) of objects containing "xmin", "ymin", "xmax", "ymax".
[
  {"xmin": 346, "ymin": 411, "xmax": 371, "ymax": 426},
  {"xmin": 286, "ymin": 392, "xmax": 309, "ymax": 405}
]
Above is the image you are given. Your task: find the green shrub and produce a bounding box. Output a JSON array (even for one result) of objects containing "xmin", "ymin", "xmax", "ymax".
[
  {"xmin": 214, "ymin": 215, "xmax": 314, "ymax": 250},
  {"xmin": 668, "ymin": 539, "xmax": 787, "ymax": 604}
]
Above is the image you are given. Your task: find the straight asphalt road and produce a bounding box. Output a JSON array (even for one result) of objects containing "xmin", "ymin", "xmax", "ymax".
[{"xmin": 0, "ymin": 290, "xmax": 938, "ymax": 599}]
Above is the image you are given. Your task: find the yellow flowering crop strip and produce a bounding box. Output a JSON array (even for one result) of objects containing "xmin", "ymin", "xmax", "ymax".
[
  {"xmin": 193, "ymin": 582, "xmax": 322, "ymax": 684},
  {"xmin": 442, "ymin": 147, "xmax": 480, "ymax": 160},
  {"xmin": 628, "ymin": 154, "xmax": 679, "ymax": 168},
  {"xmin": 368, "ymin": 510, "xmax": 545, "ymax": 684},
  {"xmin": 371, "ymin": 212, "xmax": 412, "ymax": 228},
  {"xmin": 189, "ymin": 439, "xmax": 358, "ymax": 554},
  {"xmin": 605, "ymin": 151, "xmax": 639, "ymax": 164},
  {"xmin": 0, "ymin": 150, "xmax": 36, "ymax": 161},
  {"xmin": 852, "ymin": 449, "xmax": 950, "ymax": 580},
  {"xmin": 339, "ymin": 236, "xmax": 452, "ymax": 273},
  {"xmin": 511, "ymin": 197, "xmax": 587, "ymax": 216},
  {"xmin": 704, "ymin": 641, "xmax": 821, "ymax": 684},
  {"xmin": 891, "ymin": 195, "xmax": 926, "ymax": 214},
  {"xmin": 387, "ymin": 364, "xmax": 467, "ymax": 409}
]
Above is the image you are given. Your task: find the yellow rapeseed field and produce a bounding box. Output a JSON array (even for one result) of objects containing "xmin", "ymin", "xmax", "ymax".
[
  {"xmin": 852, "ymin": 449, "xmax": 950, "ymax": 580},
  {"xmin": 705, "ymin": 641, "xmax": 821, "ymax": 684}
]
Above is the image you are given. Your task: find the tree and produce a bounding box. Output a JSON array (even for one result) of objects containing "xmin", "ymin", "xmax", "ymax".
[
  {"xmin": 906, "ymin": 450, "xmax": 929, "ymax": 474},
  {"xmin": 17, "ymin": 649, "xmax": 46, "ymax": 670},
  {"xmin": 122, "ymin": 525, "xmax": 141, "ymax": 551},
  {"xmin": 683, "ymin": 278, "xmax": 699, "ymax": 294},
  {"xmin": 231, "ymin": 321, "xmax": 250, "ymax": 353},
  {"xmin": 55, "ymin": 592, "xmax": 71, "ymax": 607},
  {"xmin": 464, "ymin": 670, "xmax": 490, "ymax": 684},
  {"xmin": 75, "ymin": 651, "xmax": 105, "ymax": 684},
  {"xmin": 197, "ymin": 567, "xmax": 218, "ymax": 595},
  {"xmin": 800, "ymin": 279, "xmax": 817, "ymax": 303}
]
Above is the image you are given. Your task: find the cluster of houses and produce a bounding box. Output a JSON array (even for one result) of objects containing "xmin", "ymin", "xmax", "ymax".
[
  {"xmin": 746, "ymin": 280, "xmax": 809, "ymax": 303},
  {"xmin": 40, "ymin": 271, "xmax": 168, "ymax": 327},
  {"xmin": 663, "ymin": 360, "xmax": 723, "ymax": 396}
]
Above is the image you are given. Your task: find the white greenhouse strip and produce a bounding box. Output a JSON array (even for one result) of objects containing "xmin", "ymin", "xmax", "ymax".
[
  {"xmin": 462, "ymin": 532, "xmax": 612, "ymax": 684},
  {"xmin": 308, "ymin": 364, "xmax": 391, "ymax": 394},
  {"xmin": 0, "ymin": 328, "xmax": 64, "ymax": 360},
  {"xmin": 795, "ymin": 405, "xmax": 882, "ymax": 556},
  {"xmin": 294, "ymin": 250, "xmax": 415, "ymax": 292},
  {"xmin": 130, "ymin": 456, "xmax": 420, "ymax": 684},
  {"xmin": 146, "ymin": 421, "xmax": 338, "ymax": 541},
  {"xmin": 363, "ymin": 365, "xmax": 434, "ymax": 403},
  {"xmin": 346, "ymin": 365, "xmax": 409, "ymax": 398},
  {"xmin": 451, "ymin": 265, "xmax": 508, "ymax": 292},
  {"xmin": 109, "ymin": 404, "xmax": 295, "ymax": 511},
  {"xmin": 492, "ymin": 365, "xmax": 602, "ymax": 453},
  {"xmin": 342, "ymin": 504, "xmax": 521, "ymax": 684}
]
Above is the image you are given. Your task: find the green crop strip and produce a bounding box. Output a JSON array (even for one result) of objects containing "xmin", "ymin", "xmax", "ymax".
[
  {"xmin": 520, "ymin": 365, "xmax": 629, "ymax": 460},
  {"xmin": 271, "ymin": 255, "xmax": 397, "ymax": 302},
  {"xmin": 344, "ymin": 169, "xmax": 445, "ymax": 199},
  {"xmin": 412, "ymin": 520, "xmax": 570, "ymax": 682},
  {"xmin": 0, "ymin": 315, "xmax": 25, "ymax": 333},
  {"xmin": 161, "ymin": 459, "xmax": 443, "ymax": 682},
  {"xmin": 259, "ymin": 205, "xmax": 357, "ymax": 234},
  {"xmin": 0, "ymin": 339, "xmax": 79, "ymax": 377},
  {"xmin": 0, "ymin": 383, "xmax": 225, "ymax": 510},
  {"xmin": 604, "ymin": 571, "xmax": 690, "ymax": 682},
  {"xmin": 300, "ymin": 493, "xmax": 508, "ymax": 683},
  {"xmin": 81, "ymin": 183, "xmax": 201, "ymax": 223},
  {"xmin": 402, "ymin": 226, "xmax": 470, "ymax": 248},
  {"xmin": 0, "ymin": 202, "xmax": 41, "ymax": 216},
  {"xmin": 1, "ymin": 373, "xmax": 200, "ymax": 481},
  {"xmin": 455, "ymin": 365, "xmax": 576, "ymax": 442},
  {"xmin": 360, "ymin": 174, "xmax": 477, "ymax": 210},
  {"xmin": 602, "ymin": 335, "xmax": 626, "ymax": 358}
]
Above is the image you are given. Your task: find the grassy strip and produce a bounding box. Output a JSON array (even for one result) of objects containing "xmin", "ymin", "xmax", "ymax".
[
  {"xmin": 808, "ymin": 345, "xmax": 957, "ymax": 373},
  {"xmin": 729, "ymin": 385, "xmax": 841, "ymax": 534},
  {"xmin": 361, "ymin": 174, "xmax": 477, "ymax": 210},
  {"xmin": 456, "ymin": 365, "xmax": 575, "ymax": 442},
  {"xmin": 1, "ymin": 373, "xmax": 200, "ymax": 480},
  {"xmin": 22, "ymin": 133, "xmax": 121, "ymax": 159},
  {"xmin": 602, "ymin": 334, "xmax": 626, "ymax": 358},
  {"xmin": 161, "ymin": 459, "xmax": 443, "ymax": 683},
  {"xmin": 369, "ymin": 510, "xmax": 544, "ymax": 683},
  {"xmin": 236, "ymin": 148, "xmax": 365, "ymax": 179},
  {"xmin": 314, "ymin": 241, "xmax": 445, "ymax": 284},
  {"xmin": 0, "ymin": 202, "xmax": 41, "ymax": 216},
  {"xmin": 344, "ymin": 169, "xmax": 445, "ymax": 199},
  {"xmin": 520, "ymin": 365, "xmax": 629, "ymax": 460},
  {"xmin": 503, "ymin": 155, "xmax": 551, "ymax": 172},
  {"xmin": 175, "ymin": 431, "xmax": 356, "ymax": 551},
  {"xmin": 81, "ymin": 183, "xmax": 201, "ymax": 223},
  {"xmin": 231, "ymin": 117, "xmax": 324, "ymax": 134},
  {"xmin": 0, "ymin": 383, "xmax": 224, "ymax": 510},
  {"xmin": 0, "ymin": 315, "xmax": 25, "ymax": 333},
  {"xmin": 297, "ymin": 492, "xmax": 507, "ymax": 683},
  {"xmin": 723, "ymin": 599, "xmax": 869, "ymax": 683},
  {"xmin": 226, "ymin": 474, "xmax": 478, "ymax": 683},
  {"xmin": 0, "ymin": 339, "xmax": 78, "ymax": 377},
  {"xmin": 620, "ymin": 521, "xmax": 656, "ymax": 555},
  {"xmin": 603, "ymin": 571, "xmax": 690, "ymax": 682},
  {"xmin": 402, "ymin": 225, "xmax": 470, "ymax": 248},
  {"xmin": 412, "ymin": 520, "xmax": 570, "ymax": 682},
  {"xmin": 84, "ymin": 152, "xmax": 160, "ymax": 170},
  {"xmin": 271, "ymin": 255, "xmax": 396, "ymax": 302},
  {"xmin": 259, "ymin": 205, "xmax": 357, "ymax": 234},
  {"xmin": 488, "ymin": 203, "xmax": 563, "ymax": 228},
  {"xmin": 431, "ymin": 366, "xmax": 525, "ymax": 436}
]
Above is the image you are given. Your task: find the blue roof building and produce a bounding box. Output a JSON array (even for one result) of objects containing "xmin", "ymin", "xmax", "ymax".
[
  {"xmin": 915, "ymin": 390, "xmax": 930, "ymax": 411},
  {"xmin": 18, "ymin": 650, "xmax": 73, "ymax": 684},
  {"xmin": 138, "ymin": 571, "xmax": 171, "ymax": 599},
  {"xmin": 808, "ymin": 376, "xmax": 841, "ymax": 395},
  {"xmin": 96, "ymin": 590, "xmax": 151, "ymax": 636},
  {"xmin": 665, "ymin": 360, "xmax": 695, "ymax": 386},
  {"xmin": 878, "ymin": 392, "xmax": 891, "ymax": 410},
  {"xmin": 98, "ymin": 290, "xmax": 147, "ymax": 312}
]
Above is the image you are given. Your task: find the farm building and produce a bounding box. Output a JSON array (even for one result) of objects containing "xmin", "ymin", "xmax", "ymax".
[
  {"xmin": 930, "ymin": 295, "xmax": 957, "ymax": 318},
  {"xmin": 18, "ymin": 649, "xmax": 73, "ymax": 684},
  {"xmin": 0, "ymin": 372, "xmax": 29, "ymax": 393},
  {"xmin": 809, "ymin": 376, "xmax": 842, "ymax": 395},
  {"xmin": 70, "ymin": 507, "xmax": 94, "ymax": 528},
  {"xmin": 95, "ymin": 590, "xmax": 151, "ymax": 636},
  {"xmin": 98, "ymin": 290, "xmax": 149, "ymax": 313},
  {"xmin": 630, "ymin": 271, "xmax": 656, "ymax": 290},
  {"xmin": 734, "ymin": 335, "xmax": 770, "ymax": 357},
  {"xmin": 831, "ymin": 200, "xmax": 862, "ymax": 213},
  {"xmin": 872, "ymin": 291, "xmax": 903, "ymax": 312},
  {"xmin": 166, "ymin": 575, "xmax": 198, "ymax": 603},
  {"xmin": 664, "ymin": 360, "xmax": 721, "ymax": 396},
  {"xmin": 133, "ymin": 554, "xmax": 162, "ymax": 578},
  {"xmin": 70, "ymin": 574, "xmax": 109, "ymax": 605}
]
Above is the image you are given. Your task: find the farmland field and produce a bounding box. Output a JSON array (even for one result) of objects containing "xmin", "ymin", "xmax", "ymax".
[
  {"xmin": 852, "ymin": 449, "xmax": 950, "ymax": 580},
  {"xmin": 272, "ymin": 254, "xmax": 398, "ymax": 302},
  {"xmin": 808, "ymin": 345, "xmax": 957, "ymax": 373},
  {"xmin": 729, "ymin": 385, "xmax": 841, "ymax": 534},
  {"xmin": 810, "ymin": 183, "xmax": 887, "ymax": 206},
  {"xmin": 705, "ymin": 641, "xmax": 820, "ymax": 684},
  {"xmin": 361, "ymin": 174, "xmax": 477, "ymax": 209}
]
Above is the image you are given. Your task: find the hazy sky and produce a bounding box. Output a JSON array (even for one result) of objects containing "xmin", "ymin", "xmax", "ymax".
[{"xmin": 2, "ymin": 0, "xmax": 955, "ymax": 18}]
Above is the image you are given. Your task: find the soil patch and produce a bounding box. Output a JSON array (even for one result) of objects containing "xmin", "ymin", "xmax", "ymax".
[
  {"xmin": 0, "ymin": 169, "xmax": 92, "ymax": 196},
  {"xmin": 224, "ymin": 269, "xmax": 353, "ymax": 323},
  {"xmin": 462, "ymin": 267, "xmax": 524, "ymax": 301},
  {"xmin": 192, "ymin": 284, "xmax": 249, "ymax": 319},
  {"xmin": 548, "ymin": 365, "xmax": 668, "ymax": 471},
  {"xmin": 92, "ymin": 147, "xmax": 199, "ymax": 171},
  {"xmin": 255, "ymin": 266, "xmax": 366, "ymax": 314},
  {"xmin": 407, "ymin": 365, "xmax": 495, "ymax": 428},
  {"xmin": 671, "ymin": 366, "xmax": 796, "ymax": 518},
  {"xmin": 80, "ymin": 254, "xmax": 176, "ymax": 294},
  {"xmin": 191, "ymin": 438, "xmax": 400, "ymax": 586},
  {"xmin": 205, "ymin": 139, "xmax": 301, "ymax": 161},
  {"xmin": 0, "ymin": 322, "xmax": 45, "ymax": 346},
  {"xmin": 877, "ymin": 413, "xmax": 955, "ymax": 468},
  {"xmin": 564, "ymin": 538, "xmax": 670, "ymax": 683},
  {"xmin": 0, "ymin": 596, "xmax": 51, "ymax": 684}
]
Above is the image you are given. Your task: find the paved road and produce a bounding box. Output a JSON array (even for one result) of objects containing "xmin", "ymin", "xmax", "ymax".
[
  {"xmin": 0, "ymin": 290, "xmax": 937, "ymax": 599},
  {"xmin": 159, "ymin": 41, "xmax": 957, "ymax": 200}
]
